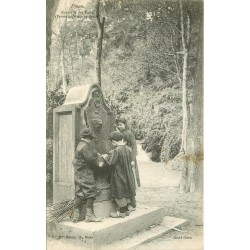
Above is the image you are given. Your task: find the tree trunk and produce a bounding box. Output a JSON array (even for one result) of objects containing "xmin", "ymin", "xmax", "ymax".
[
  {"xmin": 193, "ymin": 2, "xmax": 204, "ymax": 193},
  {"xmin": 179, "ymin": 16, "xmax": 191, "ymax": 193},
  {"xmin": 75, "ymin": 31, "xmax": 80, "ymax": 59},
  {"xmin": 46, "ymin": 0, "xmax": 60, "ymax": 66},
  {"xmin": 80, "ymin": 54, "xmax": 84, "ymax": 83},
  {"xmin": 95, "ymin": 0, "xmax": 105, "ymax": 86},
  {"xmin": 179, "ymin": 0, "xmax": 189, "ymax": 154},
  {"xmin": 178, "ymin": 0, "xmax": 193, "ymax": 193},
  {"xmin": 180, "ymin": 51, "xmax": 189, "ymax": 153},
  {"xmin": 60, "ymin": 49, "xmax": 66, "ymax": 93},
  {"xmin": 178, "ymin": 0, "xmax": 203, "ymax": 193},
  {"xmin": 69, "ymin": 50, "xmax": 74, "ymax": 84}
]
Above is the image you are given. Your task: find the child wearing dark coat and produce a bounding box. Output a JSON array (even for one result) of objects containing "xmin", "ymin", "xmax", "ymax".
[
  {"xmin": 72, "ymin": 128, "xmax": 102, "ymax": 223},
  {"xmin": 115, "ymin": 117, "xmax": 141, "ymax": 188},
  {"xmin": 102, "ymin": 131, "xmax": 136, "ymax": 218}
]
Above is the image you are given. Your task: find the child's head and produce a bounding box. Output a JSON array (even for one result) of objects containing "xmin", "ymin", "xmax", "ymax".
[
  {"xmin": 109, "ymin": 131, "xmax": 124, "ymax": 147},
  {"xmin": 115, "ymin": 117, "xmax": 127, "ymax": 131}
]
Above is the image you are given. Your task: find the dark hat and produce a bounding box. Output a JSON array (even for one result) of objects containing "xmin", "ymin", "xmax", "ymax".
[
  {"xmin": 108, "ymin": 131, "xmax": 124, "ymax": 141},
  {"xmin": 115, "ymin": 116, "xmax": 127, "ymax": 125},
  {"xmin": 80, "ymin": 128, "xmax": 96, "ymax": 139}
]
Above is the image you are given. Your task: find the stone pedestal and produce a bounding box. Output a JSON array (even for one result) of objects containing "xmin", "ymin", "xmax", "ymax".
[{"xmin": 47, "ymin": 206, "xmax": 165, "ymax": 247}]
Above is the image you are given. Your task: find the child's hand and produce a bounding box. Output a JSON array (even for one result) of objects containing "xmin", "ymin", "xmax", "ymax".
[
  {"xmin": 102, "ymin": 154, "xmax": 108, "ymax": 159},
  {"xmin": 98, "ymin": 162, "xmax": 104, "ymax": 167},
  {"xmin": 131, "ymin": 161, "xmax": 135, "ymax": 166}
]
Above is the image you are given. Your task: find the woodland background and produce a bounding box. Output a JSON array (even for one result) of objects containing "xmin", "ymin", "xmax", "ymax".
[{"xmin": 46, "ymin": 0, "xmax": 203, "ymax": 201}]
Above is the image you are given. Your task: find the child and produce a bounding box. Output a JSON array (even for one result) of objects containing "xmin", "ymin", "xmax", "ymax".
[
  {"xmin": 102, "ymin": 131, "xmax": 136, "ymax": 218},
  {"xmin": 115, "ymin": 117, "xmax": 141, "ymax": 188},
  {"xmin": 72, "ymin": 128, "xmax": 102, "ymax": 223},
  {"xmin": 123, "ymin": 133, "xmax": 137, "ymax": 211}
]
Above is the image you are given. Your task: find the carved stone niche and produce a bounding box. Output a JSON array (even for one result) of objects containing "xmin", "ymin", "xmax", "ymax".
[{"xmin": 53, "ymin": 84, "xmax": 116, "ymax": 217}]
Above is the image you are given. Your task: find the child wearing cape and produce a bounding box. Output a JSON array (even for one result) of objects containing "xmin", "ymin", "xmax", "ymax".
[{"xmin": 101, "ymin": 131, "xmax": 136, "ymax": 218}]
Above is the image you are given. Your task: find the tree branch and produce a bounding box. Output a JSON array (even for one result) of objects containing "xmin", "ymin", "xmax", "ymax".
[{"xmin": 179, "ymin": 0, "xmax": 186, "ymax": 51}]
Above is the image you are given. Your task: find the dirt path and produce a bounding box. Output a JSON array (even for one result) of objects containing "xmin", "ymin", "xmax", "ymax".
[
  {"xmin": 134, "ymin": 143, "xmax": 203, "ymax": 249},
  {"xmin": 47, "ymin": 144, "xmax": 203, "ymax": 250}
]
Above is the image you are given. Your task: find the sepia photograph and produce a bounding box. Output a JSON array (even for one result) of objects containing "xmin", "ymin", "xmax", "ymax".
[
  {"xmin": 46, "ymin": 0, "xmax": 203, "ymax": 249},
  {"xmin": 3, "ymin": 1, "xmax": 250, "ymax": 250}
]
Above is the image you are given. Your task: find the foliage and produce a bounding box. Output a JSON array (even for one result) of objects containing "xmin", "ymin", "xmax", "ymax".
[
  {"xmin": 46, "ymin": 139, "xmax": 53, "ymax": 203},
  {"xmin": 116, "ymin": 91, "xmax": 129, "ymax": 103},
  {"xmin": 46, "ymin": 88, "xmax": 66, "ymax": 203},
  {"xmin": 46, "ymin": 88, "xmax": 66, "ymax": 138},
  {"xmin": 142, "ymin": 130, "xmax": 163, "ymax": 162},
  {"xmin": 160, "ymin": 128, "xmax": 182, "ymax": 162},
  {"xmin": 47, "ymin": 0, "xmax": 203, "ymax": 162}
]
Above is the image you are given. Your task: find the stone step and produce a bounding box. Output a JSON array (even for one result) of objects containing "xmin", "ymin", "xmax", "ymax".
[
  {"xmin": 47, "ymin": 205, "xmax": 164, "ymax": 247},
  {"xmin": 102, "ymin": 216, "xmax": 189, "ymax": 250}
]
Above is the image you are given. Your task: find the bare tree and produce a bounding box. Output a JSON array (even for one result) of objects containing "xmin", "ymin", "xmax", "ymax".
[
  {"xmin": 95, "ymin": 0, "xmax": 105, "ymax": 86},
  {"xmin": 52, "ymin": 15, "xmax": 69, "ymax": 93}
]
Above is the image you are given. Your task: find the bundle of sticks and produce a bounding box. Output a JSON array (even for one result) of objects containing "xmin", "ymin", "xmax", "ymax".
[{"xmin": 46, "ymin": 199, "xmax": 75, "ymax": 223}]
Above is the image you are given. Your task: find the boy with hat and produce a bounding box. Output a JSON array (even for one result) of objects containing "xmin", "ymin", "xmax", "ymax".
[
  {"xmin": 72, "ymin": 128, "xmax": 102, "ymax": 223},
  {"xmin": 101, "ymin": 131, "xmax": 136, "ymax": 218}
]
